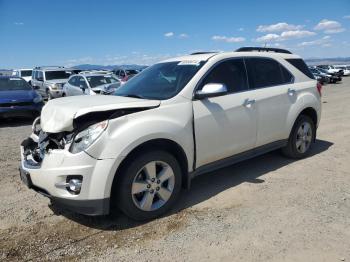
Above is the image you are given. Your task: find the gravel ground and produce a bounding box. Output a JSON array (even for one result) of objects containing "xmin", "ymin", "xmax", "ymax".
[{"xmin": 0, "ymin": 78, "xmax": 349, "ymax": 261}]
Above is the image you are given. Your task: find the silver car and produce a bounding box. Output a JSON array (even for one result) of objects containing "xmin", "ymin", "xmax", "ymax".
[{"xmin": 63, "ymin": 72, "xmax": 121, "ymax": 96}]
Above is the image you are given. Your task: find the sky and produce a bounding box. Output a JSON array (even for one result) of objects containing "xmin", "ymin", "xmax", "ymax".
[{"xmin": 0, "ymin": 0, "xmax": 349, "ymax": 68}]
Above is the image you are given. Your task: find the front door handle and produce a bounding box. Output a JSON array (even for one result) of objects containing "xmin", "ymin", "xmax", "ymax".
[
  {"xmin": 243, "ymin": 99, "xmax": 256, "ymax": 107},
  {"xmin": 288, "ymin": 88, "xmax": 296, "ymax": 96}
]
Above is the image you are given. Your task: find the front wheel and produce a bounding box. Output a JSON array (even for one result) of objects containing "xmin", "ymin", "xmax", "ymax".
[
  {"xmin": 115, "ymin": 150, "xmax": 182, "ymax": 221},
  {"xmin": 282, "ymin": 115, "xmax": 315, "ymax": 159},
  {"xmin": 46, "ymin": 89, "xmax": 53, "ymax": 100}
]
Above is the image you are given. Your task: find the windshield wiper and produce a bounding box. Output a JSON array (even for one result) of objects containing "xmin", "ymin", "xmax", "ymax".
[{"xmin": 118, "ymin": 94, "xmax": 145, "ymax": 99}]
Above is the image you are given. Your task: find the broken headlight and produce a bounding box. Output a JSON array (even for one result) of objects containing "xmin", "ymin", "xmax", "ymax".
[{"xmin": 70, "ymin": 120, "xmax": 108, "ymax": 154}]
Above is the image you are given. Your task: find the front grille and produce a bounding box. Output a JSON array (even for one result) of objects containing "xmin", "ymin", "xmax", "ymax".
[{"xmin": 0, "ymin": 101, "xmax": 34, "ymax": 107}]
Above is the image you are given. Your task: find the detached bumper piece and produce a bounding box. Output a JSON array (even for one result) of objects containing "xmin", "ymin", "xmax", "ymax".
[{"xmin": 51, "ymin": 197, "xmax": 110, "ymax": 216}]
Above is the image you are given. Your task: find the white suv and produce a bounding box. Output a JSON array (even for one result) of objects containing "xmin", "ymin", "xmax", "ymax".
[
  {"xmin": 12, "ymin": 69, "xmax": 33, "ymax": 83},
  {"xmin": 31, "ymin": 67, "xmax": 79, "ymax": 99},
  {"xmin": 19, "ymin": 47, "xmax": 321, "ymax": 221}
]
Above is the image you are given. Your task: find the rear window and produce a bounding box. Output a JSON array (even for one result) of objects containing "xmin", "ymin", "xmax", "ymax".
[
  {"xmin": 286, "ymin": 59, "xmax": 314, "ymax": 79},
  {"xmin": 21, "ymin": 70, "xmax": 32, "ymax": 77},
  {"xmin": 0, "ymin": 78, "xmax": 31, "ymax": 91}
]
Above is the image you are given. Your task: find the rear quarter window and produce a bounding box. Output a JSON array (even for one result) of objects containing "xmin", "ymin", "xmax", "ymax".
[{"xmin": 286, "ymin": 59, "xmax": 315, "ymax": 79}]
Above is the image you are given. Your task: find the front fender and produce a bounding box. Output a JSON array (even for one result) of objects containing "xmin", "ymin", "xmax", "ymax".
[
  {"xmin": 86, "ymin": 101, "xmax": 194, "ymax": 169},
  {"xmin": 84, "ymin": 101, "xmax": 194, "ymax": 198}
]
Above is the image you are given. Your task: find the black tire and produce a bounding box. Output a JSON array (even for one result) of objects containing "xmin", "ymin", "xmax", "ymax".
[
  {"xmin": 114, "ymin": 150, "xmax": 182, "ymax": 221},
  {"xmin": 46, "ymin": 89, "xmax": 52, "ymax": 100},
  {"xmin": 282, "ymin": 115, "xmax": 315, "ymax": 159}
]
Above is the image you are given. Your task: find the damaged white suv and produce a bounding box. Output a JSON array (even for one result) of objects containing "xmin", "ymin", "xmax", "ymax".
[{"xmin": 20, "ymin": 47, "xmax": 321, "ymax": 221}]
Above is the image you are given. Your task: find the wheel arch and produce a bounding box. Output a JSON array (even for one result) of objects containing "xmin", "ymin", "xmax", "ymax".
[
  {"xmin": 289, "ymin": 106, "xmax": 318, "ymax": 142},
  {"xmin": 110, "ymin": 138, "xmax": 190, "ymax": 200}
]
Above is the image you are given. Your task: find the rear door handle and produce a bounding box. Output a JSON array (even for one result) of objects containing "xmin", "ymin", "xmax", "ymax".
[
  {"xmin": 243, "ymin": 99, "xmax": 256, "ymax": 107},
  {"xmin": 288, "ymin": 88, "xmax": 296, "ymax": 96}
]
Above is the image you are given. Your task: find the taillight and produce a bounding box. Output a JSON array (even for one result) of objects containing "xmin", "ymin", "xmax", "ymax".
[{"xmin": 316, "ymin": 82, "xmax": 322, "ymax": 97}]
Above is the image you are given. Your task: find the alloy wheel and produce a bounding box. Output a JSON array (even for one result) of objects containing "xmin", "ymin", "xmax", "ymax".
[
  {"xmin": 296, "ymin": 122, "xmax": 312, "ymax": 153},
  {"xmin": 131, "ymin": 161, "xmax": 175, "ymax": 212}
]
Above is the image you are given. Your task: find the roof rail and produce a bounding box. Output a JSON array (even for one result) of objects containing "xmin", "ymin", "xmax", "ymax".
[
  {"xmin": 34, "ymin": 66, "xmax": 65, "ymax": 69},
  {"xmin": 236, "ymin": 47, "xmax": 292, "ymax": 54},
  {"xmin": 190, "ymin": 51, "xmax": 218, "ymax": 55}
]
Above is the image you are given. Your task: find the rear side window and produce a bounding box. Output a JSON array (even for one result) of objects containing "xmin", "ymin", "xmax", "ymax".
[
  {"xmin": 245, "ymin": 58, "xmax": 292, "ymax": 89},
  {"xmin": 68, "ymin": 76, "xmax": 78, "ymax": 86},
  {"xmin": 201, "ymin": 58, "xmax": 248, "ymax": 93},
  {"xmin": 21, "ymin": 70, "xmax": 32, "ymax": 77},
  {"xmin": 38, "ymin": 71, "xmax": 44, "ymax": 80},
  {"xmin": 286, "ymin": 59, "xmax": 314, "ymax": 79}
]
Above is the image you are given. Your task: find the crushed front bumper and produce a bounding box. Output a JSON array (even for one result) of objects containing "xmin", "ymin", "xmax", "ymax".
[{"xmin": 19, "ymin": 135, "xmax": 116, "ymax": 216}]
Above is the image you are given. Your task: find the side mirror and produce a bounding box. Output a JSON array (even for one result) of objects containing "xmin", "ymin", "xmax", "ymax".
[
  {"xmin": 37, "ymin": 77, "xmax": 44, "ymax": 81},
  {"xmin": 33, "ymin": 85, "xmax": 40, "ymax": 90},
  {"xmin": 195, "ymin": 83, "xmax": 228, "ymax": 99}
]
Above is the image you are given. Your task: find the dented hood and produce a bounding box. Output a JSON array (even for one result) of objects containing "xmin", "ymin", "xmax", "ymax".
[{"xmin": 40, "ymin": 95, "xmax": 160, "ymax": 133}]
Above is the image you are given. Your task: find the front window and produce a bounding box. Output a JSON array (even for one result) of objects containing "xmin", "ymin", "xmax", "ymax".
[
  {"xmin": 0, "ymin": 78, "xmax": 31, "ymax": 91},
  {"xmin": 45, "ymin": 71, "xmax": 71, "ymax": 80},
  {"xmin": 86, "ymin": 75, "xmax": 119, "ymax": 88},
  {"xmin": 21, "ymin": 70, "xmax": 32, "ymax": 77},
  {"xmin": 114, "ymin": 61, "xmax": 205, "ymax": 100},
  {"xmin": 125, "ymin": 69, "xmax": 139, "ymax": 75}
]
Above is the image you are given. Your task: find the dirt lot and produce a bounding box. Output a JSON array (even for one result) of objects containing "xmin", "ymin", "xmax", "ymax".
[{"xmin": 0, "ymin": 78, "xmax": 349, "ymax": 262}]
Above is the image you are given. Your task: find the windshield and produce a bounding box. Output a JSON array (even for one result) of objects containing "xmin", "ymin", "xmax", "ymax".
[
  {"xmin": 45, "ymin": 71, "xmax": 70, "ymax": 80},
  {"xmin": 114, "ymin": 61, "xmax": 205, "ymax": 100},
  {"xmin": 86, "ymin": 75, "xmax": 119, "ymax": 88},
  {"xmin": 318, "ymin": 68, "xmax": 329, "ymax": 74},
  {"xmin": 0, "ymin": 78, "xmax": 32, "ymax": 91},
  {"xmin": 21, "ymin": 70, "xmax": 32, "ymax": 77}
]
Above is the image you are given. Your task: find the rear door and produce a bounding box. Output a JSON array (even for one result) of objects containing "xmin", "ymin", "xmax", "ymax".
[
  {"xmin": 245, "ymin": 57, "xmax": 295, "ymax": 147},
  {"xmin": 37, "ymin": 71, "xmax": 45, "ymax": 95},
  {"xmin": 31, "ymin": 70, "xmax": 39, "ymax": 90},
  {"xmin": 193, "ymin": 58, "xmax": 257, "ymax": 168},
  {"xmin": 65, "ymin": 76, "xmax": 80, "ymax": 96},
  {"xmin": 68, "ymin": 76, "xmax": 85, "ymax": 95}
]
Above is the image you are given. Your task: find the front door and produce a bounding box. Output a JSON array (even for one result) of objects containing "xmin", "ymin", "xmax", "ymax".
[{"xmin": 193, "ymin": 58, "xmax": 257, "ymax": 168}]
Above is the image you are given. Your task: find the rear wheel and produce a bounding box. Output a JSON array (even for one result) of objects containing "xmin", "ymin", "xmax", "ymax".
[
  {"xmin": 282, "ymin": 115, "xmax": 315, "ymax": 159},
  {"xmin": 115, "ymin": 150, "xmax": 182, "ymax": 221}
]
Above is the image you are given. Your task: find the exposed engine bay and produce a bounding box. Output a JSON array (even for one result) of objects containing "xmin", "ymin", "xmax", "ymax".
[{"xmin": 21, "ymin": 117, "xmax": 73, "ymax": 164}]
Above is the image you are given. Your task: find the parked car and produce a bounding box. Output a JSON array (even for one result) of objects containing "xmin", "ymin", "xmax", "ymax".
[
  {"xmin": 113, "ymin": 69, "xmax": 139, "ymax": 82},
  {"xmin": 317, "ymin": 65, "xmax": 344, "ymax": 76},
  {"xmin": 63, "ymin": 73, "xmax": 121, "ymax": 96},
  {"xmin": 0, "ymin": 76, "xmax": 43, "ymax": 119},
  {"xmin": 309, "ymin": 67, "xmax": 329, "ymax": 84},
  {"xmin": 31, "ymin": 66, "xmax": 77, "ymax": 100},
  {"xmin": 12, "ymin": 69, "xmax": 33, "ymax": 84},
  {"xmin": 316, "ymin": 67, "xmax": 342, "ymax": 83},
  {"xmin": 19, "ymin": 47, "xmax": 321, "ymax": 221},
  {"xmin": 334, "ymin": 65, "xmax": 350, "ymax": 76}
]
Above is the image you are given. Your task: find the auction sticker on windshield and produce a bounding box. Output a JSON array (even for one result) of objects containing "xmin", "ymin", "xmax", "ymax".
[{"xmin": 178, "ymin": 60, "xmax": 202, "ymax": 66}]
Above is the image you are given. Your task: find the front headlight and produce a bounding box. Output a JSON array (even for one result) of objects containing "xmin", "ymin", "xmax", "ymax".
[
  {"xmin": 51, "ymin": 84, "xmax": 58, "ymax": 90},
  {"xmin": 33, "ymin": 94, "xmax": 43, "ymax": 103},
  {"xmin": 70, "ymin": 120, "xmax": 108, "ymax": 154}
]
